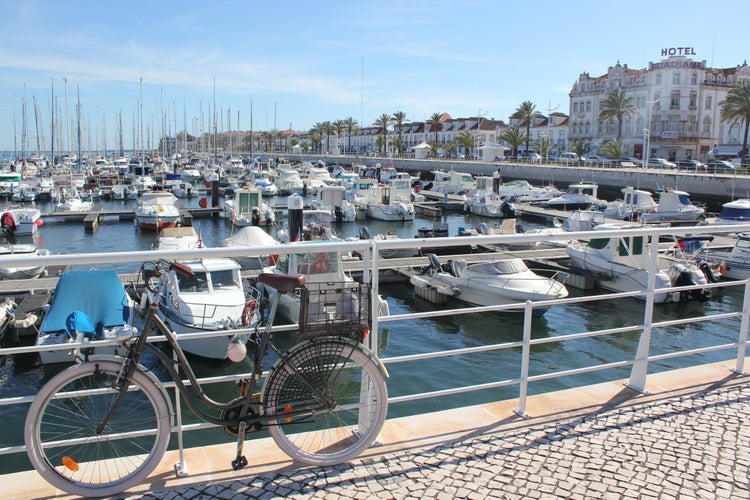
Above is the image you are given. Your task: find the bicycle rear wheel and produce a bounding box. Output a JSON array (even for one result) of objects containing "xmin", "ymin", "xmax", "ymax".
[
  {"xmin": 24, "ymin": 359, "xmax": 171, "ymax": 498},
  {"xmin": 263, "ymin": 337, "xmax": 388, "ymax": 466}
]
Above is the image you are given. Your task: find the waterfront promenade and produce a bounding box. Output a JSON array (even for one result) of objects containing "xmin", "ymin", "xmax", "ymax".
[{"xmin": 7, "ymin": 361, "xmax": 748, "ymax": 499}]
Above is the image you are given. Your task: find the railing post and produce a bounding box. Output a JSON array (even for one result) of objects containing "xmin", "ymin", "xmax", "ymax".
[
  {"xmin": 367, "ymin": 241, "xmax": 378, "ymax": 354},
  {"xmin": 173, "ymin": 347, "xmax": 188, "ymax": 477},
  {"xmin": 733, "ymin": 280, "xmax": 750, "ymax": 375},
  {"xmin": 627, "ymin": 232, "xmax": 660, "ymax": 393},
  {"xmin": 514, "ymin": 300, "xmax": 533, "ymax": 419}
]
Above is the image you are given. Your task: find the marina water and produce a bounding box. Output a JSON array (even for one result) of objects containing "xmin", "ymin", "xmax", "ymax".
[{"xmin": 0, "ymin": 195, "xmax": 743, "ymax": 474}]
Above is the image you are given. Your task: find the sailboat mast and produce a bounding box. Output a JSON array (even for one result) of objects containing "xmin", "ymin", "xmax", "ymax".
[
  {"xmin": 76, "ymin": 83, "xmax": 81, "ymax": 171},
  {"xmin": 51, "ymin": 80, "xmax": 55, "ymax": 169}
]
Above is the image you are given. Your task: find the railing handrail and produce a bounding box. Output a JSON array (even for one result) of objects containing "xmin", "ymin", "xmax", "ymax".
[{"xmin": 1, "ymin": 223, "xmax": 748, "ymax": 466}]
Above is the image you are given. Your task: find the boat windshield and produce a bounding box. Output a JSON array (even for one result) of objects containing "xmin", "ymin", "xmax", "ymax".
[
  {"xmin": 176, "ymin": 271, "xmax": 209, "ymax": 292},
  {"xmin": 208, "ymin": 268, "xmax": 242, "ymax": 291}
]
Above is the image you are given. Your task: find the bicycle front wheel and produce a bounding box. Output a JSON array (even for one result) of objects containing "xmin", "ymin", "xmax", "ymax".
[
  {"xmin": 24, "ymin": 359, "xmax": 172, "ymax": 498},
  {"xmin": 263, "ymin": 337, "xmax": 388, "ymax": 466}
]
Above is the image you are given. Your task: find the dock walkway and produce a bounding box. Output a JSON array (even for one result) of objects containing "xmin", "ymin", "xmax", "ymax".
[{"xmin": 6, "ymin": 361, "xmax": 748, "ymax": 499}]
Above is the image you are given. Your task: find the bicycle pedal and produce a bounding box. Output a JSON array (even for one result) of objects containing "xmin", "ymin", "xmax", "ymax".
[{"xmin": 231, "ymin": 455, "xmax": 248, "ymax": 471}]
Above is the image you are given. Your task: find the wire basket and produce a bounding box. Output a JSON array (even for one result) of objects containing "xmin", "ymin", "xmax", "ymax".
[{"xmin": 298, "ymin": 281, "xmax": 371, "ymax": 339}]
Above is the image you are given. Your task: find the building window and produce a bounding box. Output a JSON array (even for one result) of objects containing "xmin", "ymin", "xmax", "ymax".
[
  {"xmin": 670, "ymin": 91, "xmax": 680, "ymax": 110},
  {"xmin": 573, "ymin": 102, "xmax": 579, "ymax": 113},
  {"xmin": 706, "ymin": 96, "xmax": 712, "ymax": 110},
  {"xmin": 656, "ymin": 74, "xmax": 662, "ymax": 85},
  {"xmin": 586, "ymin": 101, "xmax": 591, "ymax": 112},
  {"xmin": 585, "ymin": 122, "xmax": 591, "ymax": 135},
  {"xmin": 689, "ymin": 92, "xmax": 697, "ymax": 109},
  {"xmin": 672, "ymin": 72, "xmax": 681, "ymax": 85},
  {"xmin": 691, "ymin": 73, "xmax": 698, "ymax": 85},
  {"xmin": 702, "ymin": 117, "xmax": 711, "ymax": 134}
]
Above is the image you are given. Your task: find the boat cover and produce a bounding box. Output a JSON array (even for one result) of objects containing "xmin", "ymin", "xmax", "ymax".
[{"xmin": 41, "ymin": 270, "xmax": 131, "ymax": 337}]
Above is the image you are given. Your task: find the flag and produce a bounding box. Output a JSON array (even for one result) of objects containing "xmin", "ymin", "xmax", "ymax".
[{"xmin": 294, "ymin": 228, "xmax": 301, "ymax": 242}]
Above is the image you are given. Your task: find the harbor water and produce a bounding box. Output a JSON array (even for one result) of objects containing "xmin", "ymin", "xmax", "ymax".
[{"xmin": 0, "ymin": 195, "xmax": 744, "ymax": 474}]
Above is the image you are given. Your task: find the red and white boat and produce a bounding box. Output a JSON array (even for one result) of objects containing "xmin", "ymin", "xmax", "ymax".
[{"xmin": 135, "ymin": 191, "xmax": 181, "ymax": 231}]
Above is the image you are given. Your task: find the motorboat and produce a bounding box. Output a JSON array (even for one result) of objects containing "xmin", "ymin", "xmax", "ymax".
[
  {"xmin": 704, "ymin": 199, "xmax": 750, "ymax": 225},
  {"xmin": 55, "ymin": 187, "xmax": 93, "ymax": 212},
  {"xmin": 222, "ymin": 225, "xmax": 281, "ymax": 269},
  {"xmin": 700, "ymin": 232, "xmax": 750, "ymax": 280},
  {"xmin": 495, "ymin": 179, "xmax": 562, "ymax": 203},
  {"xmin": 543, "ymin": 182, "xmax": 603, "ymax": 211},
  {"xmin": 135, "ymin": 191, "xmax": 181, "ymax": 231},
  {"xmin": 145, "ymin": 258, "xmax": 263, "ymax": 360},
  {"xmin": 0, "ymin": 297, "xmax": 15, "ymax": 342},
  {"xmin": 35, "ymin": 270, "xmax": 135, "ymax": 364},
  {"xmin": 1, "ymin": 207, "xmax": 43, "ymax": 236},
  {"xmin": 0, "ymin": 244, "xmax": 51, "ymax": 279},
  {"xmin": 275, "ymin": 169, "xmax": 305, "ymax": 195},
  {"xmin": 311, "ymin": 184, "xmax": 357, "ymax": 222},
  {"xmin": 565, "ymin": 223, "xmax": 715, "ymax": 303},
  {"xmin": 640, "ymin": 188, "xmax": 704, "ymax": 223},
  {"xmin": 416, "ymin": 221, "xmax": 476, "ymax": 255},
  {"xmin": 361, "ymin": 178, "xmax": 416, "ymax": 221},
  {"xmin": 352, "ymin": 227, "xmax": 418, "ymax": 259},
  {"xmin": 152, "ymin": 226, "xmax": 204, "ymax": 251},
  {"xmin": 414, "ymin": 254, "xmax": 569, "ymax": 315},
  {"xmin": 250, "ymin": 170, "xmax": 278, "ymax": 196},
  {"xmin": 111, "ymin": 184, "xmax": 139, "ymax": 200},
  {"xmin": 603, "ymin": 187, "xmax": 658, "ymax": 220},
  {"xmin": 261, "ymin": 241, "xmax": 390, "ymax": 325},
  {"xmin": 464, "ymin": 190, "xmax": 517, "ymax": 218},
  {"xmin": 223, "ymin": 186, "xmax": 275, "ymax": 226},
  {"xmin": 425, "ymin": 168, "xmax": 475, "ymax": 194}
]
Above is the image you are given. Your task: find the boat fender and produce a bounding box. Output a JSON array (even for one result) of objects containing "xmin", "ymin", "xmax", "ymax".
[
  {"xmin": 242, "ymin": 297, "xmax": 259, "ymax": 327},
  {"xmin": 359, "ymin": 226, "xmax": 372, "ymax": 240},
  {"xmin": 427, "ymin": 253, "xmax": 441, "ymax": 271}
]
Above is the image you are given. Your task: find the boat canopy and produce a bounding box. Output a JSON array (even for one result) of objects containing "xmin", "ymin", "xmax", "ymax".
[
  {"xmin": 40, "ymin": 270, "xmax": 131, "ymax": 337},
  {"xmin": 467, "ymin": 258, "xmax": 529, "ymax": 275}
]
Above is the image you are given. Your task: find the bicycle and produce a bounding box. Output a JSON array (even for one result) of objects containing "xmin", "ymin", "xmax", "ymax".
[{"xmin": 24, "ymin": 259, "xmax": 389, "ymax": 497}]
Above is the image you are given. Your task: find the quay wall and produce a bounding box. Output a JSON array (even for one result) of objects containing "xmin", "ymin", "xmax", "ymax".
[{"xmin": 282, "ymin": 155, "xmax": 747, "ymax": 208}]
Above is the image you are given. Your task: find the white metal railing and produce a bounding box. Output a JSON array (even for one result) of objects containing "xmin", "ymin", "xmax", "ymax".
[{"xmin": 0, "ymin": 224, "xmax": 748, "ymax": 469}]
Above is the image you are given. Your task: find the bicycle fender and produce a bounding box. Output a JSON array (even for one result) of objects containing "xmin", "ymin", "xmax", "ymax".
[
  {"xmin": 302, "ymin": 337, "xmax": 389, "ymax": 379},
  {"xmin": 86, "ymin": 355, "xmax": 175, "ymax": 422}
]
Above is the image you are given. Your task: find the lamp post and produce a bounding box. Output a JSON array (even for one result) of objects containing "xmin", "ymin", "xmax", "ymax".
[{"xmin": 643, "ymin": 99, "xmax": 657, "ymax": 168}]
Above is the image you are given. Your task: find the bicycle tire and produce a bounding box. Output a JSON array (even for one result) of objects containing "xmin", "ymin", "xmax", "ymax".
[
  {"xmin": 263, "ymin": 337, "xmax": 388, "ymax": 466},
  {"xmin": 24, "ymin": 359, "xmax": 172, "ymax": 497}
]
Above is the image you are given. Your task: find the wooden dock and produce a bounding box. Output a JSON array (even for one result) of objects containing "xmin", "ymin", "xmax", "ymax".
[{"xmin": 41, "ymin": 206, "xmax": 224, "ymax": 232}]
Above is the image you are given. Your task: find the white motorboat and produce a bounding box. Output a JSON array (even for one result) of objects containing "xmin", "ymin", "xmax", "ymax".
[
  {"xmin": 414, "ymin": 254, "xmax": 569, "ymax": 315},
  {"xmin": 311, "ymin": 185, "xmax": 357, "ymax": 222},
  {"xmin": 705, "ymin": 198, "xmax": 750, "ymax": 225},
  {"xmin": 223, "ymin": 186, "xmax": 275, "ymax": 226},
  {"xmin": 35, "ymin": 270, "xmax": 135, "ymax": 364},
  {"xmin": 495, "ymin": 179, "xmax": 562, "ymax": 203},
  {"xmin": 250, "ymin": 170, "xmax": 279, "ymax": 196},
  {"xmin": 464, "ymin": 190, "xmax": 517, "ymax": 218},
  {"xmin": 179, "ymin": 168, "xmax": 202, "ymax": 184},
  {"xmin": 111, "ymin": 184, "xmax": 139, "ymax": 200},
  {"xmin": 640, "ymin": 188, "xmax": 704, "ymax": 223},
  {"xmin": 152, "ymin": 226, "xmax": 204, "ymax": 251},
  {"xmin": 603, "ymin": 186, "xmax": 658, "ymax": 220},
  {"xmin": 275, "ymin": 169, "xmax": 305, "ymax": 195},
  {"xmin": 0, "ymin": 244, "xmax": 51, "ymax": 280},
  {"xmin": 700, "ymin": 232, "xmax": 750, "ymax": 280},
  {"xmin": 135, "ymin": 191, "xmax": 181, "ymax": 231},
  {"xmin": 55, "ymin": 187, "xmax": 93, "ymax": 212},
  {"xmin": 222, "ymin": 225, "xmax": 281, "ymax": 269},
  {"xmin": 426, "ymin": 168, "xmax": 475, "ymax": 194},
  {"xmin": 361, "ymin": 178, "xmax": 416, "ymax": 221},
  {"xmin": 544, "ymin": 182, "xmax": 603, "ymax": 211},
  {"xmin": 565, "ymin": 223, "xmax": 714, "ymax": 303},
  {"xmin": 1, "ymin": 207, "xmax": 43, "ymax": 236},
  {"xmin": 145, "ymin": 258, "xmax": 262, "ymax": 360}
]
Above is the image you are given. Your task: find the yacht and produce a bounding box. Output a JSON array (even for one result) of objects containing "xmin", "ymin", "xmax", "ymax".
[{"xmin": 706, "ymin": 199, "xmax": 750, "ymax": 225}]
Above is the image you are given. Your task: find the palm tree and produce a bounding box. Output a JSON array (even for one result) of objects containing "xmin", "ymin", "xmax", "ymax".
[
  {"xmin": 342, "ymin": 116, "xmax": 358, "ymax": 154},
  {"xmin": 455, "ymin": 130, "xmax": 474, "ymax": 157},
  {"xmin": 569, "ymin": 139, "xmax": 592, "ymax": 159},
  {"xmin": 600, "ymin": 140, "xmax": 627, "ymax": 160},
  {"xmin": 429, "ymin": 112, "xmax": 443, "ymax": 143},
  {"xmin": 598, "ymin": 89, "xmax": 636, "ymax": 142},
  {"xmin": 720, "ymin": 80, "xmax": 750, "ymax": 161},
  {"xmin": 373, "ymin": 113, "xmax": 390, "ymax": 154},
  {"xmin": 532, "ymin": 136, "xmax": 552, "ymax": 159},
  {"xmin": 498, "ymin": 126, "xmax": 526, "ymax": 158},
  {"xmin": 319, "ymin": 121, "xmax": 334, "ymax": 154},
  {"xmin": 510, "ymin": 101, "xmax": 542, "ymax": 156},
  {"xmin": 391, "ymin": 137, "xmax": 405, "ymax": 156},
  {"xmin": 392, "ymin": 111, "xmax": 408, "ymax": 154}
]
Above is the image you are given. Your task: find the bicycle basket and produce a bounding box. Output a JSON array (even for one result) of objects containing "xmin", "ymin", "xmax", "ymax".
[{"xmin": 298, "ymin": 281, "xmax": 371, "ymax": 338}]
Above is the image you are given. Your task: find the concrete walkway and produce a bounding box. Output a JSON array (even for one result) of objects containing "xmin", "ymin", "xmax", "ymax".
[{"xmin": 7, "ymin": 361, "xmax": 749, "ymax": 499}]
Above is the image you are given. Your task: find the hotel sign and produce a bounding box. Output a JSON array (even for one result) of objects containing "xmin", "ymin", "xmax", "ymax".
[{"xmin": 661, "ymin": 47, "xmax": 696, "ymax": 56}]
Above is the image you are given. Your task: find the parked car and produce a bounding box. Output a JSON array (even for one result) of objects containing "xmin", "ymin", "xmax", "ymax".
[
  {"xmin": 705, "ymin": 159, "xmax": 736, "ymax": 171},
  {"xmin": 647, "ymin": 158, "xmax": 677, "ymax": 169},
  {"xmin": 677, "ymin": 159, "xmax": 706, "ymax": 171},
  {"xmin": 584, "ymin": 154, "xmax": 614, "ymax": 166},
  {"xmin": 617, "ymin": 156, "xmax": 643, "ymax": 167},
  {"xmin": 558, "ymin": 152, "xmax": 580, "ymax": 163}
]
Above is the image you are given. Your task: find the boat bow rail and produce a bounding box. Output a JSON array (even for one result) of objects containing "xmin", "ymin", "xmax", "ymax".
[{"xmin": 0, "ymin": 225, "xmax": 749, "ymax": 474}]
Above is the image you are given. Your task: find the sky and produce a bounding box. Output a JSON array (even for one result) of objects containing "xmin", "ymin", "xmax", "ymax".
[{"xmin": 1, "ymin": 0, "xmax": 748, "ymax": 154}]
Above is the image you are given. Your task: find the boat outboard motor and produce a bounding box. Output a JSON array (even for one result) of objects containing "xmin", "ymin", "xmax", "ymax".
[
  {"xmin": 671, "ymin": 264, "xmax": 711, "ymax": 302},
  {"xmin": 500, "ymin": 201, "xmax": 517, "ymax": 219},
  {"xmin": 1, "ymin": 211, "xmax": 17, "ymax": 239},
  {"xmin": 422, "ymin": 253, "xmax": 442, "ymax": 274},
  {"xmin": 359, "ymin": 227, "xmax": 372, "ymax": 240},
  {"xmin": 699, "ymin": 261, "xmax": 719, "ymax": 283},
  {"xmin": 334, "ymin": 205, "xmax": 343, "ymax": 223}
]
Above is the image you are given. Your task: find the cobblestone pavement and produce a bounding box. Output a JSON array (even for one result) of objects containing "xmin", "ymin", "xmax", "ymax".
[{"xmin": 127, "ymin": 379, "xmax": 750, "ymax": 500}]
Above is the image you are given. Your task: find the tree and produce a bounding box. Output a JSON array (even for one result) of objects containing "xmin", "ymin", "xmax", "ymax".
[
  {"xmin": 342, "ymin": 116, "xmax": 358, "ymax": 154},
  {"xmin": 391, "ymin": 111, "xmax": 408, "ymax": 153},
  {"xmin": 391, "ymin": 137, "xmax": 405, "ymax": 156},
  {"xmin": 429, "ymin": 112, "xmax": 443, "ymax": 143},
  {"xmin": 510, "ymin": 101, "xmax": 542, "ymax": 156},
  {"xmin": 720, "ymin": 80, "xmax": 750, "ymax": 161},
  {"xmin": 373, "ymin": 113, "xmax": 390, "ymax": 154},
  {"xmin": 532, "ymin": 136, "xmax": 552, "ymax": 159},
  {"xmin": 600, "ymin": 141, "xmax": 627, "ymax": 159},
  {"xmin": 569, "ymin": 139, "xmax": 592, "ymax": 158},
  {"xmin": 318, "ymin": 121, "xmax": 334, "ymax": 154},
  {"xmin": 455, "ymin": 130, "xmax": 475, "ymax": 156},
  {"xmin": 498, "ymin": 126, "xmax": 526, "ymax": 158},
  {"xmin": 598, "ymin": 89, "xmax": 636, "ymax": 142}
]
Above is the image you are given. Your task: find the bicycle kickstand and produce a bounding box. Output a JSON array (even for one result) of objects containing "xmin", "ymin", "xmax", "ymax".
[{"xmin": 231, "ymin": 421, "xmax": 249, "ymax": 470}]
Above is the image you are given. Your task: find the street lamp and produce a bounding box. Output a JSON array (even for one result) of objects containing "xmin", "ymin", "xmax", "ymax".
[{"xmin": 643, "ymin": 99, "xmax": 658, "ymax": 168}]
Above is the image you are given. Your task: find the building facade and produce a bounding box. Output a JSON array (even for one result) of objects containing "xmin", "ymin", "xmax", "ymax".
[{"xmin": 569, "ymin": 51, "xmax": 750, "ymax": 161}]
